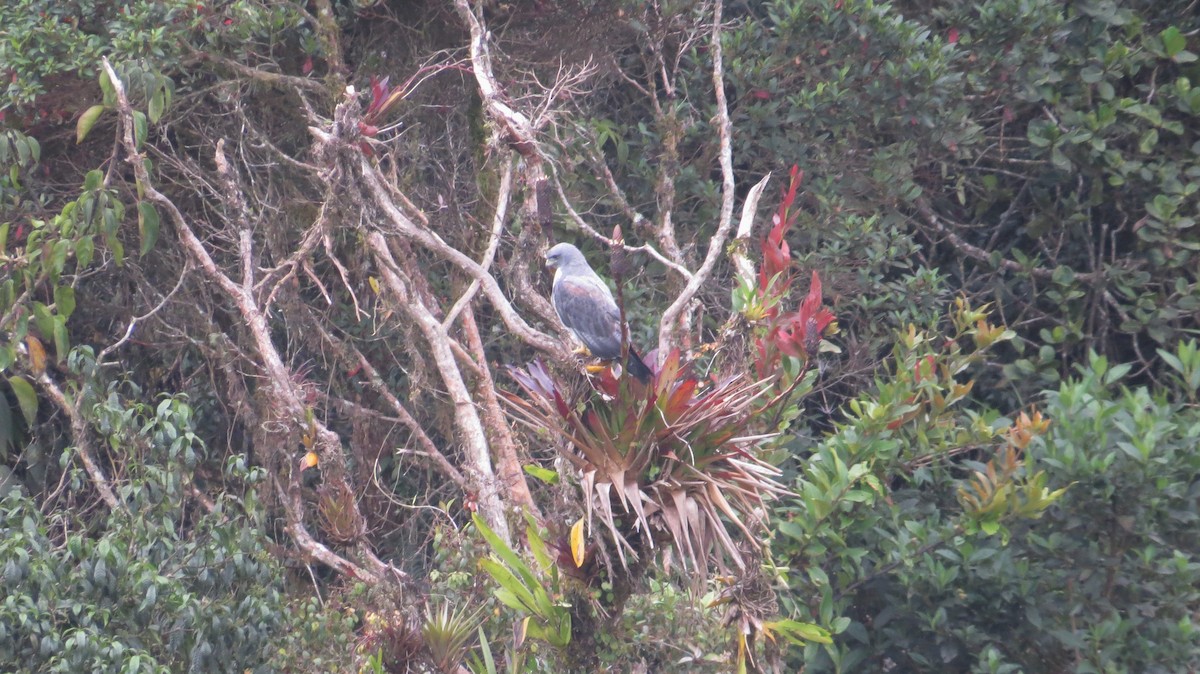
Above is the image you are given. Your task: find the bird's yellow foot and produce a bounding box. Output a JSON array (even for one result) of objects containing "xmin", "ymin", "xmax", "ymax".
[{"xmin": 573, "ymin": 345, "xmax": 593, "ymax": 357}]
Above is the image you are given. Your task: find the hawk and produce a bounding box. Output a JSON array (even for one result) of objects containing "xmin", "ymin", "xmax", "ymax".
[{"xmin": 545, "ymin": 242, "xmax": 653, "ymax": 382}]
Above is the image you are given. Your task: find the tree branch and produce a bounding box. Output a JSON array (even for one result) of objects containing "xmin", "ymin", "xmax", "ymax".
[
  {"xmin": 303, "ymin": 310, "xmax": 469, "ymax": 489},
  {"xmin": 460, "ymin": 308, "xmax": 539, "ymax": 517},
  {"xmin": 37, "ymin": 372, "xmax": 120, "ymax": 511},
  {"xmin": 552, "ymin": 172, "xmax": 694, "ymax": 281},
  {"xmin": 103, "ymin": 57, "xmax": 387, "ymax": 584},
  {"xmin": 443, "ymin": 158, "xmax": 514, "ymax": 331},
  {"xmin": 368, "ymin": 231, "xmax": 512, "ymax": 544},
  {"xmin": 657, "ymin": 0, "xmax": 739, "ymax": 355},
  {"xmin": 357, "ymin": 159, "xmax": 569, "ymax": 361},
  {"xmin": 912, "ymin": 197, "xmax": 1104, "ymax": 283}
]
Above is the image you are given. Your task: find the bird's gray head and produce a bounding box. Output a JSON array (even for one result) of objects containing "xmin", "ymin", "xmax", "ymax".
[{"xmin": 544, "ymin": 242, "xmax": 589, "ymax": 272}]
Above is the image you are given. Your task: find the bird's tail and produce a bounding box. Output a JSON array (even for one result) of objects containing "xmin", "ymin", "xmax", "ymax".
[{"xmin": 626, "ymin": 348, "xmax": 654, "ymax": 383}]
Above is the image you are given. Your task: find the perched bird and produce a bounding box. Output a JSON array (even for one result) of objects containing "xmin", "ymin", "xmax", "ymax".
[{"xmin": 544, "ymin": 242, "xmax": 653, "ymax": 382}]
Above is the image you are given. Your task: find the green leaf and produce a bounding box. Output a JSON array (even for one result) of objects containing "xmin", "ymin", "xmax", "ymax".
[
  {"xmin": 1157, "ymin": 348, "xmax": 1185, "ymax": 375},
  {"xmin": 32, "ymin": 302, "xmax": 55, "ymax": 341},
  {"xmin": 132, "ymin": 111, "xmax": 148, "ymax": 149},
  {"xmin": 137, "ymin": 201, "xmax": 159, "ymax": 256},
  {"xmin": 99, "ymin": 69, "xmax": 116, "ymax": 107},
  {"xmin": 54, "ymin": 286, "xmax": 76, "ymax": 319},
  {"xmin": 526, "ymin": 519, "xmax": 553, "ymax": 572},
  {"xmin": 775, "ymin": 520, "xmax": 807, "ymax": 540},
  {"xmin": 7, "ymin": 376, "xmax": 38, "ymax": 426},
  {"xmin": 14, "ymin": 137, "xmax": 29, "ymax": 165},
  {"xmin": 75, "ymin": 236, "xmax": 94, "ymax": 270},
  {"xmin": 980, "ymin": 519, "xmax": 1000, "ymax": 536},
  {"xmin": 83, "ymin": 169, "xmax": 104, "ymax": 191},
  {"xmin": 1161, "ymin": 27, "xmax": 1186, "ymax": 58},
  {"xmin": 523, "ymin": 464, "xmax": 559, "ymax": 485},
  {"xmin": 48, "ymin": 240, "xmax": 70, "ymax": 285},
  {"xmin": 53, "ymin": 317, "xmax": 69, "ymax": 363},
  {"xmin": 106, "ymin": 232, "xmax": 125, "ymax": 267},
  {"xmin": 481, "ymin": 559, "xmax": 538, "ymax": 613},
  {"xmin": 76, "ymin": 105, "xmax": 106, "ymax": 144},
  {"xmin": 766, "ymin": 619, "xmax": 833, "ymax": 645},
  {"xmin": 148, "ymin": 89, "xmax": 165, "ymax": 124},
  {"xmin": 1139, "ymin": 128, "xmax": 1159, "ymax": 154},
  {"xmin": 1103, "ymin": 362, "xmax": 1132, "ymax": 385},
  {"xmin": 0, "ymin": 391, "xmax": 12, "ymax": 457},
  {"xmin": 472, "ymin": 513, "xmax": 538, "ymax": 590},
  {"xmin": 476, "ymin": 626, "xmax": 496, "ymax": 674}
]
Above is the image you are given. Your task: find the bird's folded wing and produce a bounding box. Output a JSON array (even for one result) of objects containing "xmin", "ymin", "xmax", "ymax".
[{"xmin": 552, "ymin": 274, "xmax": 622, "ymax": 359}]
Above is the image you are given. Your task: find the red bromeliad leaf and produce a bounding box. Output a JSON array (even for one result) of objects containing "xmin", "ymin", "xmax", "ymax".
[
  {"xmin": 797, "ymin": 271, "xmax": 835, "ymax": 349},
  {"xmin": 593, "ymin": 366, "xmax": 620, "ymax": 397},
  {"xmin": 774, "ymin": 324, "xmax": 806, "ymax": 360},
  {"xmin": 756, "ymin": 270, "xmax": 836, "ymax": 370},
  {"xmin": 664, "ymin": 378, "xmax": 699, "ymax": 419},
  {"xmin": 760, "ymin": 165, "xmax": 805, "ymax": 289},
  {"xmin": 798, "ymin": 270, "xmax": 823, "ymax": 320},
  {"xmin": 948, "ymin": 27, "xmax": 959, "ymax": 44},
  {"xmin": 552, "ymin": 389, "xmax": 571, "ymax": 419},
  {"xmin": 507, "ymin": 360, "xmax": 558, "ymax": 400},
  {"xmin": 368, "ymin": 75, "xmax": 390, "ymax": 116},
  {"xmin": 302, "ymin": 55, "xmax": 314, "ymax": 75}
]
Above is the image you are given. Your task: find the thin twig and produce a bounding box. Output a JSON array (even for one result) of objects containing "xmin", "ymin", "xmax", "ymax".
[
  {"xmin": 658, "ymin": 0, "xmax": 738, "ymax": 355},
  {"xmin": 552, "ymin": 173, "xmax": 694, "ymax": 280},
  {"xmin": 442, "ymin": 158, "xmax": 515, "ymax": 330},
  {"xmin": 97, "ymin": 260, "xmax": 190, "ymax": 365}
]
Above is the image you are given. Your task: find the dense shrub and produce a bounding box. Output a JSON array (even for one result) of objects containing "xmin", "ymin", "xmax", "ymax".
[
  {"xmin": 717, "ymin": 0, "xmax": 1200, "ymax": 402},
  {"xmin": 0, "ymin": 388, "xmax": 307, "ymax": 673},
  {"xmin": 773, "ymin": 342, "xmax": 1200, "ymax": 673}
]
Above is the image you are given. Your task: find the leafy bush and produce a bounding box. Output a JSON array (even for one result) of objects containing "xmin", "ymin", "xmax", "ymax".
[
  {"xmin": 717, "ymin": 0, "xmax": 1200, "ymax": 403},
  {"xmin": 772, "ymin": 340, "xmax": 1200, "ymax": 673},
  {"xmin": 0, "ymin": 0, "xmax": 307, "ymax": 113},
  {"xmin": 0, "ymin": 389, "xmax": 300, "ymax": 673}
]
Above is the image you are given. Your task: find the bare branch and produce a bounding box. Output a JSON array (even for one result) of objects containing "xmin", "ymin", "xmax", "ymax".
[
  {"xmin": 97, "ymin": 259, "xmax": 191, "ymax": 366},
  {"xmin": 368, "ymin": 231, "xmax": 512, "ymax": 544},
  {"xmin": 551, "ymin": 173, "xmax": 694, "ymax": 280},
  {"xmin": 357, "ymin": 159, "xmax": 569, "ymax": 361},
  {"xmin": 912, "ymin": 197, "xmax": 1105, "ymax": 283},
  {"xmin": 451, "ymin": 0, "xmax": 539, "ymax": 156},
  {"xmin": 443, "ymin": 158, "xmax": 515, "ymax": 331},
  {"xmin": 460, "ymin": 309, "xmax": 539, "ymax": 517},
  {"xmin": 103, "ymin": 57, "xmax": 387, "ymax": 584},
  {"xmin": 658, "ymin": 0, "xmax": 739, "ymax": 355},
  {"xmin": 37, "ymin": 372, "xmax": 120, "ymax": 511},
  {"xmin": 187, "ymin": 49, "xmax": 328, "ymax": 97},
  {"xmin": 305, "ymin": 315, "xmax": 469, "ymax": 489}
]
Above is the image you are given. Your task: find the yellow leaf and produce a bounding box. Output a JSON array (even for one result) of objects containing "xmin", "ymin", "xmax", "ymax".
[
  {"xmin": 26, "ymin": 335, "xmax": 46, "ymax": 375},
  {"xmin": 76, "ymin": 104, "xmax": 106, "ymax": 144},
  {"xmin": 299, "ymin": 451, "xmax": 319, "ymax": 471},
  {"xmin": 368, "ymin": 276, "xmax": 381, "ymax": 295},
  {"xmin": 569, "ymin": 517, "xmax": 586, "ymax": 568}
]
